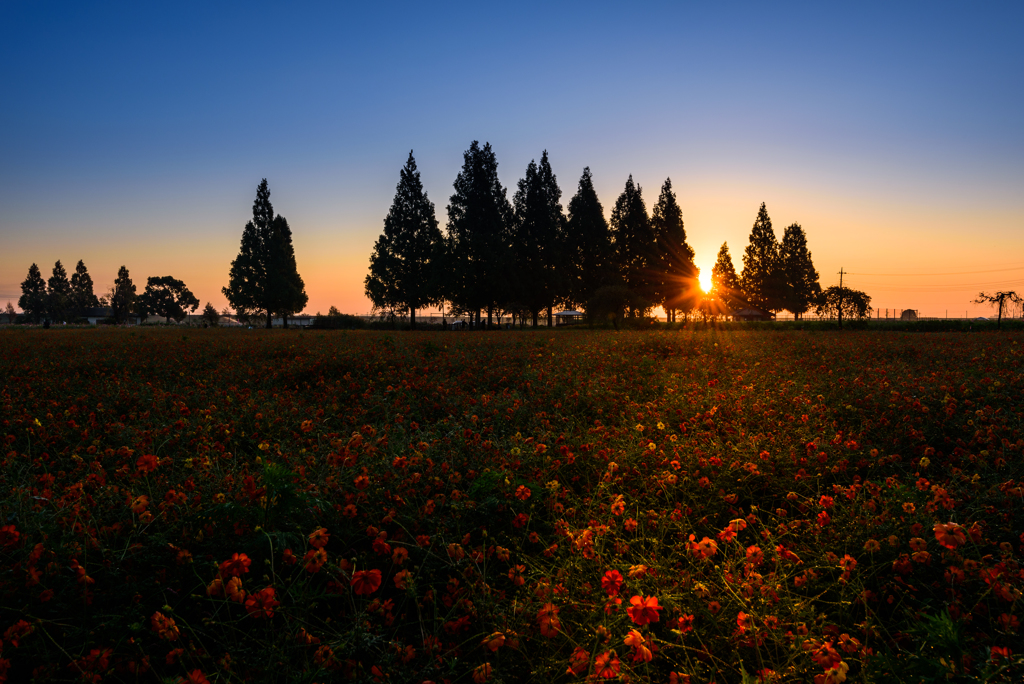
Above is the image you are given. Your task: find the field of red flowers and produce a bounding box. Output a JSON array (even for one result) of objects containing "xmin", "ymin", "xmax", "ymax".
[{"xmin": 0, "ymin": 327, "xmax": 1022, "ymax": 683}]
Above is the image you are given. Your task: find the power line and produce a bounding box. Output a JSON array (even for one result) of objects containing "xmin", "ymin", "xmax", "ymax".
[{"xmin": 847, "ymin": 265, "xmax": 1024, "ymax": 277}]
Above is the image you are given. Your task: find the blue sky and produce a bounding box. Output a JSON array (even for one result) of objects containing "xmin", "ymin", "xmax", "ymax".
[{"xmin": 3, "ymin": 1, "xmax": 1022, "ymax": 316}]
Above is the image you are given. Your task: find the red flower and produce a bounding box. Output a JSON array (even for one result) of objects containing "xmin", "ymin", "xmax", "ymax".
[
  {"xmin": 177, "ymin": 669, "xmax": 210, "ymax": 684},
  {"xmin": 219, "ymin": 553, "xmax": 251, "ymax": 578},
  {"xmin": 934, "ymin": 522, "xmax": 967, "ymax": 550},
  {"xmin": 627, "ymin": 595, "xmax": 663, "ymax": 626},
  {"xmin": 136, "ymin": 454, "xmax": 159, "ymax": 473},
  {"xmin": 245, "ymin": 587, "xmax": 280, "ymax": 619},
  {"xmin": 351, "ymin": 568, "xmax": 382, "ymax": 595},
  {"xmin": 676, "ymin": 614, "xmax": 695, "ymax": 634},
  {"xmin": 308, "ymin": 527, "xmax": 330, "ymax": 548},
  {"xmin": 537, "ymin": 602, "xmax": 560, "ymax": 637},
  {"xmin": 601, "ymin": 569, "xmax": 624, "ymax": 596},
  {"xmin": 592, "ymin": 651, "xmax": 621, "ymax": 679}
]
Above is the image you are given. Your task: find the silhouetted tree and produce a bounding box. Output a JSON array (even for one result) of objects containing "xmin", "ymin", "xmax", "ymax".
[
  {"xmin": 2, "ymin": 302, "xmax": 15, "ymax": 324},
  {"xmin": 111, "ymin": 266, "xmax": 137, "ymax": 323},
  {"xmin": 610, "ymin": 175, "xmax": 655, "ymax": 316},
  {"xmin": 975, "ymin": 290, "xmax": 1022, "ymax": 329},
  {"xmin": 563, "ymin": 167, "xmax": 613, "ymax": 310},
  {"xmin": 365, "ymin": 152, "xmax": 443, "ymax": 329},
  {"xmin": 19, "ymin": 263, "xmax": 47, "ymax": 323},
  {"xmin": 201, "ymin": 302, "xmax": 220, "ymax": 326},
  {"xmin": 327, "ymin": 305, "xmax": 343, "ymax": 316},
  {"xmin": 778, "ymin": 223, "xmax": 821, "ymax": 319},
  {"xmin": 741, "ymin": 203, "xmax": 784, "ymax": 313},
  {"xmin": 224, "ymin": 179, "xmax": 306, "ymax": 328},
  {"xmin": 47, "ymin": 260, "xmax": 72, "ymax": 322},
  {"xmin": 510, "ymin": 151, "xmax": 565, "ymax": 326},
  {"xmin": 266, "ymin": 215, "xmax": 308, "ymax": 328},
  {"xmin": 445, "ymin": 141, "xmax": 513, "ymax": 326},
  {"xmin": 651, "ymin": 178, "xmax": 698, "ymax": 322},
  {"xmin": 816, "ymin": 286, "xmax": 871, "ymax": 320},
  {"xmin": 69, "ymin": 260, "xmax": 100, "ymax": 318},
  {"xmin": 139, "ymin": 276, "xmax": 200, "ymax": 323},
  {"xmin": 709, "ymin": 242, "xmax": 743, "ymax": 317}
]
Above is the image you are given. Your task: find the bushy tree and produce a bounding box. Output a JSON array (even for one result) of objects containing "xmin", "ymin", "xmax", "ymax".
[
  {"xmin": 3, "ymin": 301, "xmax": 16, "ymax": 324},
  {"xmin": 779, "ymin": 223, "xmax": 821, "ymax": 318},
  {"xmin": 741, "ymin": 203, "xmax": 784, "ymax": 312},
  {"xmin": 816, "ymin": 285, "xmax": 872, "ymax": 320},
  {"xmin": 139, "ymin": 276, "xmax": 200, "ymax": 323},
  {"xmin": 47, "ymin": 260, "xmax": 72, "ymax": 322},
  {"xmin": 564, "ymin": 167, "xmax": 613, "ymax": 309},
  {"xmin": 709, "ymin": 242, "xmax": 743, "ymax": 317},
  {"xmin": 510, "ymin": 151, "xmax": 565, "ymax": 326},
  {"xmin": 610, "ymin": 175, "xmax": 655, "ymax": 316},
  {"xmin": 365, "ymin": 152, "xmax": 444, "ymax": 329},
  {"xmin": 223, "ymin": 179, "xmax": 307, "ymax": 328},
  {"xmin": 201, "ymin": 302, "xmax": 220, "ymax": 326},
  {"xmin": 111, "ymin": 266, "xmax": 137, "ymax": 323},
  {"xmin": 445, "ymin": 141, "xmax": 513, "ymax": 326},
  {"xmin": 18, "ymin": 263, "xmax": 47, "ymax": 323},
  {"xmin": 651, "ymin": 178, "xmax": 698, "ymax": 321},
  {"xmin": 69, "ymin": 260, "xmax": 100, "ymax": 317}
]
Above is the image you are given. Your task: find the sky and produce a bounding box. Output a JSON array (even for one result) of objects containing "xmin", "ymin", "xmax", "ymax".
[{"xmin": 2, "ymin": 1, "xmax": 1023, "ymax": 319}]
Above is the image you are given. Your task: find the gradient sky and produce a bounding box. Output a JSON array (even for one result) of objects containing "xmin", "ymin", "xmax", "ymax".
[{"xmin": 3, "ymin": 1, "xmax": 1023, "ymax": 319}]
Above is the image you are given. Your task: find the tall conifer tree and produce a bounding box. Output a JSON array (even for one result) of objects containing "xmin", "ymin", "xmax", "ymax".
[
  {"xmin": 267, "ymin": 215, "xmax": 307, "ymax": 327},
  {"xmin": 18, "ymin": 263, "xmax": 47, "ymax": 323},
  {"xmin": 610, "ymin": 175, "xmax": 655, "ymax": 315},
  {"xmin": 446, "ymin": 141, "xmax": 512, "ymax": 326},
  {"xmin": 511, "ymin": 151, "xmax": 565, "ymax": 326},
  {"xmin": 70, "ymin": 260, "xmax": 99, "ymax": 317},
  {"xmin": 365, "ymin": 151, "xmax": 443, "ymax": 328},
  {"xmin": 741, "ymin": 203, "xmax": 784, "ymax": 312},
  {"xmin": 779, "ymin": 223, "xmax": 821, "ymax": 319},
  {"xmin": 564, "ymin": 167, "xmax": 612, "ymax": 309},
  {"xmin": 651, "ymin": 178, "xmax": 698, "ymax": 322},
  {"xmin": 711, "ymin": 242, "xmax": 743, "ymax": 315},
  {"xmin": 111, "ymin": 265, "xmax": 137, "ymax": 323},
  {"xmin": 47, "ymin": 260, "xmax": 72, "ymax": 322}
]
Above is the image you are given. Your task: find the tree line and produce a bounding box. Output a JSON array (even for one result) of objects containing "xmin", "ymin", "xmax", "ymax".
[{"xmin": 365, "ymin": 143, "xmax": 858, "ymax": 328}]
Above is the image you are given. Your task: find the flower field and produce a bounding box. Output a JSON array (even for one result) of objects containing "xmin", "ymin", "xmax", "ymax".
[{"xmin": 1, "ymin": 327, "xmax": 1022, "ymax": 683}]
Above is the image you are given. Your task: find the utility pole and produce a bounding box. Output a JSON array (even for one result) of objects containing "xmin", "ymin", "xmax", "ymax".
[{"xmin": 838, "ymin": 267, "xmax": 844, "ymax": 330}]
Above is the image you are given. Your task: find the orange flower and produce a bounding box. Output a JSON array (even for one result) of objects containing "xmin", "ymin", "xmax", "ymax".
[
  {"xmin": 736, "ymin": 611, "xmax": 753, "ymax": 633},
  {"xmin": 592, "ymin": 651, "xmax": 621, "ymax": 679},
  {"xmin": 537, "ymin": 602, "xmax": 560, "ymax": 637},
  {"xmin": 610, "ymin": 496, "xmax": 626, "ymax": 516},
  {"xmin": 601, "ymin": 569, "xmax": 624, "ymax": 596},
  {"xmin": 933, "ymin": 522, "xmax": 967, "ymax": 550},
  {"xmin": 245, "ymin": 586, "xmax": 280, "ymax": 619},
  {"xmin": 176, "ymin": 669, "xmax": 209, "ymax": 684},
  {"xmin": 472, "ymin": 663, "xmax": 493, "ymax": 683},
  {"xmin": 136, "ymin": 454, "xmax": 159, "ymax": 473},
  {"xmin": 482, "ymin": 631, "xmax": 505, "ymax": 652},
  {"xmin": 308, "ymin": 527, "xmax": 330, "ymax": 548},
  {"xmin": 623, "ymin": 628, "xmax": 645, "ymax": 648},
  {"xmin": 515, "ymin": 485, "xmax": 532, "ymax": 500},
  {"xmin": 627, "ymin": 595, "xmax": 663, "ymax": 626},
  {"xmin": 151, "ymin": 611, "xmax": 179, "ymax": 641},
  {"xmin": 351, "ymin": 568, "xmax": 382, "ymax": 595},
  {"xmin": 392, "ymin": 547, "xmax": 409, "ymax": 565},
  {"xmin": 130, "ymin": 495, "xmax": 150, "ymax": 513},
  {"xmin": 566, "ymin": 645, "xmax": 590, "ymax": 675},
  {"xmin": 304, "ymin": 548, "xmax": 328, "ymax": 573},
  {"xmin": 624, "ymin": 629, "xmax": 652, "ymax": 662},
  {"xmin": 219, "ymin": 553, "xmax": 251, "ymax": 578},
  {"xmin": 393, "ymin": 569, "xmax": 412, "ymax": 590},
  {"xmin": 226, "ymin": 576, "xmax": 246, "ymax": 603},
  {"xmin": 206, "ymin": 578, "xmax": 223, "ymax": 597},
  {"xmin": 676, "ymin": 614, "xmax": 695, "ymax": 633}
]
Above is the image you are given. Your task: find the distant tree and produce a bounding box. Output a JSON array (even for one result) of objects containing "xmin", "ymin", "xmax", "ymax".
[
  {"xmin": 564, "ymin": 167, "xmax": 613, "ymax": 309},
  {"xmin": 778, "ymin": 223, "xmax": 822, "ymax": 319},
  {"xmin": 587, "ymin": 285, "xmax": 646, "ymax": 329},
  {"xmin": 816, "ymin": 286, "xmax": 871, "ymax": 320},
  {"xmin": 445, "ymin": 141, "xmax": 513, "ymax": 326},
  {"xmin": 3, "ymin": 301, "xmax": 16, "ymax": 324},
  {"xmin": 651, "ymin": 178, "xmax": 698, "ymax": 322},
  {"xmin": 47, "ymin": 260, "xmax": 72, "ymax": 322},
  {"xmin": 610, "ymin": 175, "xmax": 655, "ymax": 316},
  {"xmin": 510, "ymin": 151, "xmax": 565, "ymax": 326},
  {"xmin": 18, "ymin": 263, "xmax": 47, "ymax": 323},
  {"xmin": 224, "ymin": 179, "xmax": 307, "ymax": 328},
  {"xmin": 69, "ymin": 260, "xmax": 100, "ymax": 317},
  {"xmin": 201, "ymin": 302, "xmax": 220, "ymax": 326},
  {"xmin": 327, "ymin": 305, "xmax": 343, "ymax": 316},
  {"xmin": 139, "ymin": 276, "xmax": 200, "ymax": 323},
  {"xmin": 741, "ymin": 203, "xmax": 784, "ymax": 313},
  {"xmin": 974, "ymin": 290, "xmax": 1022, "ymax": 329},
  {"xmin": 710, "ymin": 242, "xmax": 743, "ymax": 316},
  {"xmin": 111, "ymin": 266, "xmax": 137, "ymax": 324},
  {"xmin": 365, "ymin": 152, "xmax": 444, "ymax": 329}
]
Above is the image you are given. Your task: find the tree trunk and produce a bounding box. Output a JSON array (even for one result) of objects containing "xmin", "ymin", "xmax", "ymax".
[
  {"xmin": 532, "ymin": 310, "xmax": 539, "ymax": 327},
  {"xmin": 411, "ymin": 307, "xmax": 417, "ymax": 330},
  {"xmin": 547, "ymin": 306, "xmax": 553, "ymax": 328},
  {"xmin": 265, "ymin": 313, "xmax": 273, "ymax": 329},
  {"xmin": 487, "ymin": 305, "xmax": 492, "ymax": 329},
  {"xmin": 282, "ymin": 314, "xmax": 288, "ymax": 329}
]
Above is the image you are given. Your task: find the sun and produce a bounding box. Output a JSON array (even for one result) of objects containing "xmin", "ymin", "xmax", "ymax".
[{"xmin": 698, "ymin": 270, "xmax": 713, "ymax": 293}]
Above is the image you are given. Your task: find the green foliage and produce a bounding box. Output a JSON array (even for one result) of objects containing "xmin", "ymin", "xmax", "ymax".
[{"xmin": 816, "ymin": 285, "xmax": 872, "ymax": 320}]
